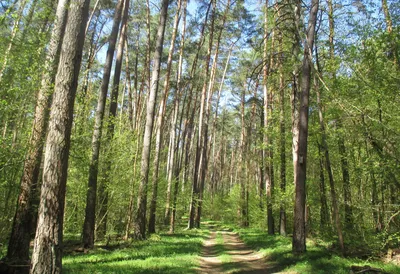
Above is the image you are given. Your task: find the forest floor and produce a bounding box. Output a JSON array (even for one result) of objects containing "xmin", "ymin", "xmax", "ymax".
[{"xmin": 2, "ymin": 221, "xmax": 398, "ymax": 273}]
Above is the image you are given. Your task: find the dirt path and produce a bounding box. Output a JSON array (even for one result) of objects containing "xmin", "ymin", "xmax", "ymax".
[{"xmin": 197, "ymin": 229, "xmax": 279, "ymax": 273}]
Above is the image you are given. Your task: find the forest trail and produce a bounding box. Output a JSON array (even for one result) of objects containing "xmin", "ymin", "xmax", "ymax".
[{"xmin": 197, "ymin": 226, "xmax": 285, "ymax": 273}]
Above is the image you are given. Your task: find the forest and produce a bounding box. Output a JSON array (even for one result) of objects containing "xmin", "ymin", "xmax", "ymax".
[{"xmin": 0, "ymin": 0, "xmax": 399, "ymax": 273}]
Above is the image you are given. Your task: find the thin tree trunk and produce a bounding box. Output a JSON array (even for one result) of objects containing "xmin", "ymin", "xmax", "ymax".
[
  {"xmin": 210, "ymin": 45, "xmax": 232, "ymax": 200},
  {"xmin": 0, "ymin": 0, "xmax": 27, "ymax": 83},
  {"xmin": 196, "ymin": 0, "xmax": 228, "ymax": 228},
  {"xmin": 133, "ymin": 0, "xmax": 170, "ymax": 240},
  {"xmin": 291, "ymin": 0, "xmax": 302, "ymax": 192},
  {"xmin": 337, "ymin": 119, "xmax": 353, "ymax": 230},
  {"xmin": 85, "ymin": 0, "xmax": 101, "ymax": 35},
  {"xmin": 292, "ymin": 0, "xmax": 319, "ymax": 254},
  {"xmin": 193, "ymin": 0, "xmax": 216, "ymax": 229},
  {"xmin": 278, "ymin": 29, "xmax": 287, "ymax": 236},
  {"xmin": 263, "ymin": 0, "xmax": 274, "ymax": 235},
  {"xmin": 325, "ymin": 0, "xmax": 345, "ymax": 254},
  {"xmin": 168, "ymin": 0, "xmax": 187, "ymax": 234},
  {"xmin": 314, "ymin": 69, "xmax": 344, "ymax": 250},
  {"xmin": 30, "ymin": 0, "xmax": 90, "ymax": 271},
  {"xmin": 187, "ymin": 0, "xmax": 213, "ymax": 229},
  {"xmin": 82, "ymin": 0, "xmax": 124, "ymax": 248},
  {"xmin": 97, "ymin": 0, "xmax": 130, "ymax": 239},
  {"xmin": 240, "ymin": 82, "xmax": 248, "ymax": 227},
  {"xmin": 317, "ymin": 143, "xmax": 329, "ymax": 229},
  {"xmin": 148, "ymin": 0, "xmax": 182, "ymax": 232}
]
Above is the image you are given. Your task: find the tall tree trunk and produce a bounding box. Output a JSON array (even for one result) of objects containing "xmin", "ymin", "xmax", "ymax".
[
  {"xmin": 209, "ymin": 45, "xmax": 232, "ymax": 200},
  {"xmin": 325, "ymin": 0, "xmax": 345, "ymax": 254},
  {"xmin": 98, "ymin": 0, "xmax": 130, "ymax": 239},
  {"xmin": 82, "ymin": 0, "xmax": 124, "ymax": 249},
  {"xmin": 188, "ymin": 0, "xmax": 213, "ymax": 229},
  {"xmin": 291, "ymin": 0, "xmax": 302, "ymax": 193},
  {"xmin": 148, "ymin": 0, "xmax": 181, "ymax": 232},
  {"xmin": 133, "ymin": 0, "xmax": 170, "ymax": 240},
  {"xmin": 240, "ymin": 82, "xmax": 248, "ymax": 227},
  {"xmin": 193, "ymin": 0, "xmax": 217, "ymax": 229},
  {"xmin": 278, "ymin": 28, "xmax": 287, "ymax": 236},
  {"xmin": 6, "ymin": 0, "xmax": 69, "ymax": 263},
  {"xmin": 30, "ymin": 0, "xmax": 90, "ymax": 271},
  {"xmin": 196, "ymin": 0, "xmax": 229, "ymax": 228},
  {"xmin": 292, "ymin": 0, "xmax": 319, "ymax": 254},
  {"xmin": 168, "ymin": 0, "xmax": 187, "ymax": 234},
  {"xmin": 263, "ymin": 0, "xmax": 274, "ymax": 235}
]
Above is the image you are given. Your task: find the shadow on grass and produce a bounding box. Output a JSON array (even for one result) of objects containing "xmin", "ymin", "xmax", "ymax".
[
  {"xmin": 64, "ymin": 263, "xmax": 198, "ymax": 274},
  {"xmin": 63, "ymin": 231, "xmax": 206, "ymax": 273},
  {"xmin": 236, "ymin": 229, "xmax": 395, "ymax": 274}
]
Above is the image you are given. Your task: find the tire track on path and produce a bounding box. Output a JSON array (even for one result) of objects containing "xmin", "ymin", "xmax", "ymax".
[{"xmin": 197, "ymin": 227, "xmax": 281, "ymax": 273}]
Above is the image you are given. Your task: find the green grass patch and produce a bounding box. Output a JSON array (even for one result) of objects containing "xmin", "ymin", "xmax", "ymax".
[
  {"xmin": 63, "ymin": 229, "xmax": 209, "ymax": 274},
  {"xmin": 234, "ymin": 228, "xmax": 400, "ymax": 274}
]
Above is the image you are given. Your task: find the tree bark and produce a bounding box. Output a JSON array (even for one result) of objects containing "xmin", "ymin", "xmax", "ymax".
[
  {"xmin": 292, "ymin": 0, "xmax": 319, "ymax": 254},
  {"xmin": 263, "ymin": 0, "xmax": 275, "ymax": 235},
  {"xmin": 133, "ymin": 0, "xmax": 170, "ymax": 240},
  {"xmin": 187, "ymin": 0, "xmax": 213, "ymax": 229},
  {"xmin": 278, "ymin": 27, "xmax": 286, "ymax": 236},
  {"xmin": 6, "ymin": 0, "xmax": 69, "ymax": 263},
  {"xmin": 168, "ymin": 0, "xmax": 187, "ymax": 234},
  {"xmin": 240, "ymin": 82, "xmax": 248, "ymax": 227},
  {"xmin": 82, "ymin": 0, "xmax": 124, "ymax": 249},
  {"xmin": 148, "ymin": 0, "xmax": 181, "ymax": 232},
  {"xmin": 30, "ymin": 0, "xmax": 90, "ymax": 271}
]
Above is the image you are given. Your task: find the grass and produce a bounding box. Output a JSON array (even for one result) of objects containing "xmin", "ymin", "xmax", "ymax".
[
  {"xmin": 62, "ymin": 229, "xmax": 209, "ymax": 274},
  {"xmin": 234, "ymin": 227, "xmax": 400, "ymax": 274},
  {"xmin": 215, "ymin": 231, "xmax": 231, "ymax": 264},
  {"xmin": 2, "ymin": 221, "xmax": 397, "ymax": 273}
]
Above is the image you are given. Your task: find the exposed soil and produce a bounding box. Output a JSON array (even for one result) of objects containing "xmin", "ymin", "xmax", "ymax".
[{"xmin": 197, "ymin": 228, "xmax": 287, "ymax": 274}]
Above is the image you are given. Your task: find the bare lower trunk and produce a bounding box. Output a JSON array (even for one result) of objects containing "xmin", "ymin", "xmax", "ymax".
[
  {"xmin": 82, "ymin": 0, "xmax": 124, "ymax": 248},
  {"xmin": 148, "ymin": 0, "xmax": 181, "ymax": 232},
  {"xmin": 30, "ymin": 0, "xmax": 89, "ymax": 271},
  {"xmin": 278, "ymin": 41, "xmax": 286, "ymax": 236},
  {"xmin": 292, "ymin": 0, "xmax": 319, "ymax": 254},
  {"xmin": 187, "ymin": 0, "xmax": 213, "ymax": 229},
  {"xmin": 168, "ymin": 0, "xmax": 187, "ymax": 234},
  {"xmin": 133, "ymin": 0, "xmax": 169, "ymax": 240},
  {"xmin": 6, "ymin": 0, "xmax": 69, "ymax": 263},
  {"xmin": 263, "ymin": 0, "xmax": 274, "ymax": 234}
]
